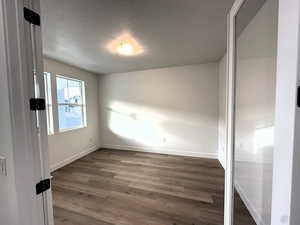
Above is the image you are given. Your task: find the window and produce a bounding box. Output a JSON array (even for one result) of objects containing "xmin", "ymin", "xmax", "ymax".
[
  {"xmin": 56, "ymin": 75, "xmax": 86, "ymax": 131},
  {"xmin": 44, "ymin": 72, "xmax": 54, "ymax": 135}
]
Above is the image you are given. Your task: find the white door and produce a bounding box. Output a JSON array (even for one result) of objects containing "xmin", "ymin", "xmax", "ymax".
[
  {"xmin": 225, "ymin": 0, "xmax": 300, "ymax": 225},
  {"xmin": 0, "ymin": 0, "xmax": 53, "ymax": 224}
]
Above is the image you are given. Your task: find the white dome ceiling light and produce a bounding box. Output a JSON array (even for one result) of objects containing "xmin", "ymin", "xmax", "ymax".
[{"xmin": 107, "ymin": 32, "xmax": 144, "ymax": 56}]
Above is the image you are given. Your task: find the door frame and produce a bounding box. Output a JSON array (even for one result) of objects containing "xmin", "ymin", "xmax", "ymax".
[
  {"xmin": 225, "ymin": 0, "xmax": 300, "ymax": 225},
  {"xmin": 0, "ymin": 0, "xmax": 53, "ymax": 224},
  {"xmin": 271, "ymin": 0, "xmax": 300, "ymax": 224},
  {"xmin": 224, "ymin": 1, "xmax": 245, "ymax": 225},
  {"xmin": 24, "ymin": 0, "xmax": 54, "ymax": 223},
  {"xmin": 2, "ymin": 0, "xmax": 300, "ymax": 224}
]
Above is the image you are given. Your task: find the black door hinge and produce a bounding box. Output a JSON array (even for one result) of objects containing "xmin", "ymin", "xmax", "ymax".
[
  {"xmin": 298, "ymin": 86, "xmax": 300, "ymax": 107},
  {"xmin": 24, "ymin": 7, "xmax": 41, "ymax": 26},
  {"xmin": 30, "ymin": 98, "xmax": 46, "ymax": 111},
  {"xmin": 36, "ymin": 178, "xmax": 51, "ymax": 195}
]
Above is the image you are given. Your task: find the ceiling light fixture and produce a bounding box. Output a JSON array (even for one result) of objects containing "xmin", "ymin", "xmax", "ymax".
[
  {"xmin": 117, "ymin": 42, "xmax": 133, "ymax": 55},
  {"xmin": 107, "ymin": 32, "xmax": 144, "ymax": 56}
]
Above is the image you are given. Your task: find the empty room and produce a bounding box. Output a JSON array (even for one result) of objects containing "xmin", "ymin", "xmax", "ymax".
[
  {"xmin": 42, "ymin": 0, "xmax": 229, "ymax": 224},
  {"xmin": 2, "ymin": 0, "xmax": 300, "ymax": 225}
]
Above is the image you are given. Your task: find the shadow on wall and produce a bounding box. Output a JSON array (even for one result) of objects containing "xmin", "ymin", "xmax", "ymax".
[{"xmin": 102, "ymin": 100, "xmax": 218, "ymax": 154}]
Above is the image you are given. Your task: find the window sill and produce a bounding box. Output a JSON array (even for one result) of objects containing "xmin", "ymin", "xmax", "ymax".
[{"xmin": 58, "ymin": 125, "xmax": 87, "ymax": 133}]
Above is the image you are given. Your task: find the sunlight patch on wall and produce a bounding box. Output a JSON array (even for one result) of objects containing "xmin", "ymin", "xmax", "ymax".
[
  {"xmin": 253, "ymin": 126, "xmax": 274, "ymax": 153},
  {"xmin": 108, "ymin": 102, "xmax": 164, "ymax": 147}
]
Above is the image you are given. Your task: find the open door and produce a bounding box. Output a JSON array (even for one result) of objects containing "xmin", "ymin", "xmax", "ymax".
[
  {"xmin": 233, "ymin": 0, "xmax": 278, "ymax": 225},
  {"xmin": 0, "ymin": 0, "xmax": 53, "ymax": 224},
  {"xmin": 225, "ymin": 0, "xmax": 300, "ymax": 225},
  {"xmin": 225, "ymin": 0, "xmax": 278, "ymax": 225}
]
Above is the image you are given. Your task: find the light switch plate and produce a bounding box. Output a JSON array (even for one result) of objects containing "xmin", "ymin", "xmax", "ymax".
[{"xmin": 0, "ymin": 156, "xmax": 7, "ymax": 176}]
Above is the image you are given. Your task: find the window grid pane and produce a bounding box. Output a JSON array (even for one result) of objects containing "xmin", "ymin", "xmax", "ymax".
[
  {"xmin": 56, "ymin": 75, "xmax": 86, "ymax": 131},
  {"xmin": 58, "ymin": 105, "xmax": 83, "ymax": 130},
  {"xmin": 56, "ymin": 77, "xmax": 69, "ymax": 104},
  {"xmin": 67, "ymin": 79, "xmax": 82, "ymax": 104}
]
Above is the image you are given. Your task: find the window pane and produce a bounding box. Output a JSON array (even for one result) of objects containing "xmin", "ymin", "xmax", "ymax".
[
  {"xmin": 56, "ymin": 76, "xmax": 86, "ymax": 131},
  {"xmin": 58, "ymin": 105, "xmax": 83, "ymax": 130},
  {"xmin": 68, "ymin": 79, "xmax": 82, "ymax": 104},
  {"xmin": 56, "ymin": 77, "xmax": 69, "ymax": 104}
]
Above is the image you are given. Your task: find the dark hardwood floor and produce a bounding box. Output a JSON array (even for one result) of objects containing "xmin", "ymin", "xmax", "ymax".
[{"xmin": 51, "ymin": 149, "xmax": 256, "ymax": 225}]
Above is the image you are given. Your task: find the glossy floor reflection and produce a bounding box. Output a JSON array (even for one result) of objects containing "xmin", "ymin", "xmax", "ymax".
[
  {"xmin": 51, "ymin": 149, "xmax": 256, "ymax": 225},
  {"xmin": 234, "ymin": 191, "xmax": 257, "ymax": 225}
]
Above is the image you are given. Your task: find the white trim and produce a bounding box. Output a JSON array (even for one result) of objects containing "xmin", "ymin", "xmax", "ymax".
[
  {"xmin": 235, "ymin": 182, "xmax": 266, "ymax": 225},
  {"xmin": 59, "ymin": 125, "xmax": 87, "ymax": 133},
  {"xmin": 225, "ymin": 1, "xmax": 246, "ymax": 225},
  {"xmin": 24, "ymin": 0, "xmax": 54, "ymax": 223},
  {"xmin": 50, "ymin": 145, "xmax": 100, "ymax": 172},
  {"xmin": 101, "ymin": 144, "xmax": 218, "ymax": 159},
  {"xmin": 56, "ymin": 74, "xmax": 85, "ymax": 83},
  {"xmin": 44, "ymin": 72, "xmax": 54, "ymax": 135},
  {"xmin": 271, "ymin": 0, "xmax": 300, "ymax": 224}
]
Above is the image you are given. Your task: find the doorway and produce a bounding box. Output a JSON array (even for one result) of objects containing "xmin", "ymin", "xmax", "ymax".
[{"xmin": 1, "ymin": 1, "xmax": 299, "ymax": 223}]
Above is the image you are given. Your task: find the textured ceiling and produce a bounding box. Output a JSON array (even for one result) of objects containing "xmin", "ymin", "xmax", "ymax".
[{"xmin": 40, "ymin": 0, "xmax": 234, "ymax": 74}]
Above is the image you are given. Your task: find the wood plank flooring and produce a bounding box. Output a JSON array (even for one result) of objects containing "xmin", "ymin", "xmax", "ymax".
[{"xmin": 51, "ymin": 149, "xmax": 256, "ymax": 225}]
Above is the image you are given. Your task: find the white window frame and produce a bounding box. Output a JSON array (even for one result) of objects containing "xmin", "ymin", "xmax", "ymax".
[
  {"xmin": 44, "ymin": 72, "xmax": 54, "ymax": 135},
  {"xmin": 56, "ymin": 75, "xmax": 87, "ymax": 132}
]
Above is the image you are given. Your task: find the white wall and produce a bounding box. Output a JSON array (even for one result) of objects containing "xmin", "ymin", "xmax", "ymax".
[
  {"xmin": 218, "ymin": 55, "xmax": 227, "ymax": 168},
  {"xmin": 0, "ymin": 64, "xmax": 19, "ymax": 225},
  {"xmin": 98, "ymin": 63, "xmax": 219, "ymax": 158},
  {"xmin": 231, "ymin": 1, "xmax": 278, "ymax": 225},
  {"xmin": 0, "ymin": 9, "xmax": 19, "ymax": 224},
  {"xmin": 43, "ymin": 58, "xmax": 101, "ymax": 170}
]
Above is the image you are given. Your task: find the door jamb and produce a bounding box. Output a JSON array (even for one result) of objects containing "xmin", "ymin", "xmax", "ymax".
[
  {"xmin": 224, "ymin": 1, "xmax": 246, "ymax": 225},
  {"xmin": 271, "ymin": 0, "xmax": 300, "ymax": 224}
]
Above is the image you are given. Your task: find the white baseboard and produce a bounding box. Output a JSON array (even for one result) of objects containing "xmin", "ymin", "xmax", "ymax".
[
  {"xmin": 101, "ymin": 144, "xmax": 218, "ymax": 159},
  {"xmin": 235, "ymin": 182, "xmax": 266, "ymax": 225},
  {"xmin": 50, "ymin": 145, "xmax": 100, "ymax": 172}
]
